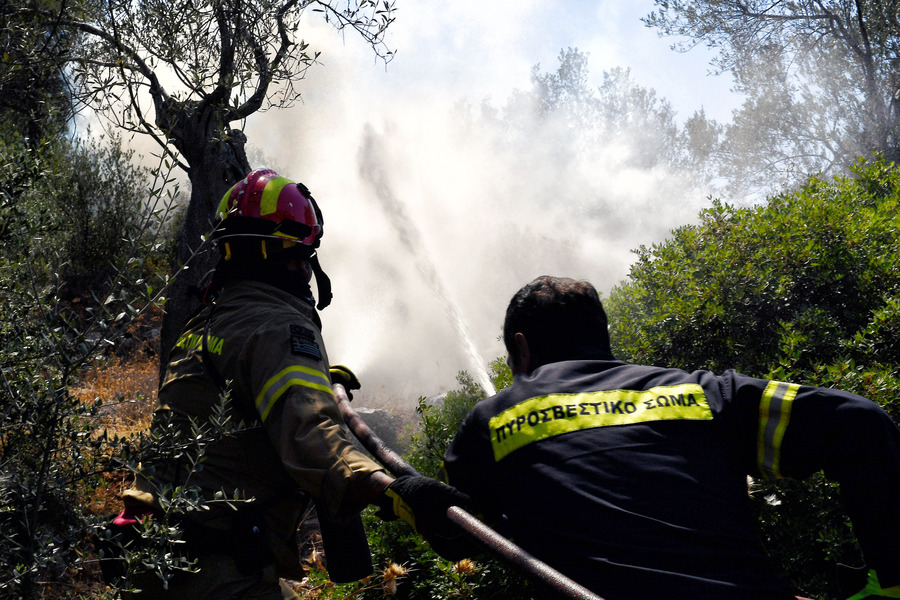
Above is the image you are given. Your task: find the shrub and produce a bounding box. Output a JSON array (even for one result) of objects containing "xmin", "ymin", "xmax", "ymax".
[{"xmin": 0, "ymin": 136, "xmax": 181, "ymax": 599}]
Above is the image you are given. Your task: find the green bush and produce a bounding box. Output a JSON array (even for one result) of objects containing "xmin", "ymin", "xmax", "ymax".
[
  {"xmin": 404, "ymin": 372, "xmax": 488, "ymax": 477},
  {"xmin": 0, "ymin": 135, "xmax": 181, "ymax": 599},
  {"xmin": 49, "ymin": 135, "xmax": 171, "ymax": 299},
  {"xmin": 607, "ymin": 157, "xmax": 900, "ymax": 389}
]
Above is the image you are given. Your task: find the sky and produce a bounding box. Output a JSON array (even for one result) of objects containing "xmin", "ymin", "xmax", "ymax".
[{"xmin": 236, "ymin": 1, "xmax": 745, "ymax": 405}]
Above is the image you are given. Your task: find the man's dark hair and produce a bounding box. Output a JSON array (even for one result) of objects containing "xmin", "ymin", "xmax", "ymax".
[{"xmin": 504, "ymin": 276, "xmax": 612, "ymax": 368}]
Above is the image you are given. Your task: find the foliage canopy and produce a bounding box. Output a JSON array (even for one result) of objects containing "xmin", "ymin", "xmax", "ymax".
[
  {"xmin": 0, "ymin": 131, "xmax": 178, "ymax": 597},
  {"xmin": 607, "ymin": 155, "xmax": 900, "ymax": 393}
]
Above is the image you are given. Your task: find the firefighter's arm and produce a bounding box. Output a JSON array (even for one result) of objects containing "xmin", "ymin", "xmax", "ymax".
[
  {"xmin": 265, "ymin": 372, "xmax": 471, "ymax": 534},
  {"xmin": 441, "ymin": 409, "xmax": 499, "ymax": 517},
  {"xmin": 783, "ymin": 388, "xmax": 900, "ymax": 589},
  {"xmin": 263, "ymin": 383, "xmax": 386, "ymax": 519},
  {"xmin": 340, "ymin": 469, "xmax": 392, "ymax": 514},
  {"xmin": 240, "ymin": 313, "xmax": 381, "ymax": 519},
  {"xmin": 729, "ymin": 374, "xmax": 900, "ymax": 590}
]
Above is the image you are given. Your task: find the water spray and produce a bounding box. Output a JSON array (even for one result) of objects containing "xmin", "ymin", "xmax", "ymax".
[{"xmin": 358, "ymin": 125, "xmax": 496, "ymax": 396}]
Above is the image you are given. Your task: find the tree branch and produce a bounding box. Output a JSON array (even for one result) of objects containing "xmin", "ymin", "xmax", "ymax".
[
  {"xmin": 227, "ymin": 0, "xmax": 306, "ymax": 121},
  {"xmin": 63, "ymin": 18, "xmax": 169, "ymax": 108},
  {"xmin": 734, "ymin": 0, "xmax": 833, "ymax": 23},
  {"xmin": 105, "ymin": 6, "xmax": 189, "ymax": 171},
  {"xmin": 200, "ymin": 0, "xmax": 236, "ymax": 112}
]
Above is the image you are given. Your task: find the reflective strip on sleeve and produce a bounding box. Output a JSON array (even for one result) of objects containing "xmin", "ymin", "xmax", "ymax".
[
  {"xmin": 255, "ymin": 365, "xmax": 333, "ymax": 422},
  {"xmin": 757, "ymin": 380, "xmax": 800, "ymax": 480},
  {"xmin": 488, "ymin": 384, "xmax": 711, "ymax": 462}
]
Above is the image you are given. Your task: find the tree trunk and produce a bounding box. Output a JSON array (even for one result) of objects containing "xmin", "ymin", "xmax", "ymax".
[{"xmin": 158, "ymin": 109, "xmax": 250, "ymax": 382}]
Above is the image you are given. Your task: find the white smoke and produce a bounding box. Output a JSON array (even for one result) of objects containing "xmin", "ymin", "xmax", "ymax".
[{"xmin": 242, "ymin": 1, "xmax": 735, "ymax": 404}]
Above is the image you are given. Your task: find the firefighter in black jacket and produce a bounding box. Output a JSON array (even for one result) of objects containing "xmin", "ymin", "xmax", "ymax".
[
  {"xmin": 442, "ymin": 275, "xmax": 900, "ymax": 600},
  {"xmin": 112, "ymin": 169, "xmax": 466, "ymax": 599}
]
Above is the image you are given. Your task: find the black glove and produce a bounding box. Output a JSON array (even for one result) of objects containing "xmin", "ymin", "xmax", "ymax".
[
  {"xmin": 377, "ymin": 475, "xmax": 477, "ymax": 560},
  {"xmin": 315, "ymin": 500, "xmax": 372, "ymax": 583},
  {"xmin": 330, "ymin": 365, "xmax": 361, "ymax": 399}
]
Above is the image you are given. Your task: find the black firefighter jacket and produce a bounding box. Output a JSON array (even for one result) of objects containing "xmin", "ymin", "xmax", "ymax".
[{"xmin": 443, "ymin": 359, "xmax": 900, "ymax": 600}]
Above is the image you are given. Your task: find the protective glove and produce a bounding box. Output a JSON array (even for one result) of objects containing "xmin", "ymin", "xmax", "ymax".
[
  {"xmin": 376, "ymin": 475, "xmax": 477, "ymax": 560},
  {"xmin": 330, "ymin": 365, "xmax": 361, "ymax": 399},
  {"xmin": 846, "ymin": 569, "xmax": 900, "ymax": 600}
]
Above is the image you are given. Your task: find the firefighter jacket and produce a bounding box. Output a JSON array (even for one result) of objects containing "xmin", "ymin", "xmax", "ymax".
[
  {"xmin": 442, "ymin": 359, "xmax": 900, "ymax": 600},
  {"xmin": 123, "ymin": 279, "xmax": 383, "ymax": 579}
]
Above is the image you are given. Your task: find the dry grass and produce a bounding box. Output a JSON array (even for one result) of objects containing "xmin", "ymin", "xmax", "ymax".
[
  {"xmin": 71, "ymin": 353, "xmax": 159, "ymax": 518},
  {"xmin": 72, "ymin": 354, "xmax": 159, "ymax": 438},
  {"xmin": 51, "ymin": 348, "xmax": 164, "ymax": 597}
]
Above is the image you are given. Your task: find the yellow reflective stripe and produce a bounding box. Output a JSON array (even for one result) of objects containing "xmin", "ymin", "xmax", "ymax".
[
  {"xmin": 385, "ymin": 488, "xmax": 417, "ymax": 530},
  {"xmin": 175, "ymin": 331, "xmax": 203, "ymax": 351},
  {"xmin": 259, "ymin": 176, "xmax": 292, "ymax": 216},
  {"xmin": 255, "ymin": 365, "xmax": 332, "ymax": 421},
  {"xmin": 489, "ymin": 384, "xmax": 711, "ymax": 462},
  {"xmin": 757, "ymin": 381, "xmax": 800, "ymax": 479},
  {"xmin": 217, "ymin": 189, "xmax": 230, "ymax": 219},
  {"xmin": 174, "ymin": 331, "xmax": 223, "ymax": 354}
]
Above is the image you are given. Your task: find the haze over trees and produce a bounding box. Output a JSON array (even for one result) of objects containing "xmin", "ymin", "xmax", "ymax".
[
  {"xmin": 454, "ymin": 46, "xmax": 721, "ymax": 276},
  {"xmin": 645, "ymin": 0, "xmax": 900, "ymax": 196},
  {"xmin": 492, "ymin": 47, "xmax": 718, "ymax": 182}
]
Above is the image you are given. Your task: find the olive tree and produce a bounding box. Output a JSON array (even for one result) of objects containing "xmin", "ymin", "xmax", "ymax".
[
  {"xmin": 499, "ymin": 47, "xmax": 716, "ymax": 177},
  {"xmin": 645, "ymin": 0, "xmax": 900, "ymax": 196},
  {"xmin": 28, "ymin": 0, "xmax": 395, "ymax": 373},
  {"xmin": 0, "ymin": 0, "xmax": 75, "ymax": 143}
]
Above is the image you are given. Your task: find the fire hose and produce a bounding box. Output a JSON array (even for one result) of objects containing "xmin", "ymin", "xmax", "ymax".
[{"xmin": 333, "ymin": 383, "xmax": 605, "ymax": 600}]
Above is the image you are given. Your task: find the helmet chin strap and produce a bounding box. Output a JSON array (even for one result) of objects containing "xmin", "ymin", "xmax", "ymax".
[
  {"xmin": 209, "ymin": 234, "xmax": 332, "ymax": 309},
  {"xmin": 308, "ymin": 252, "xmax": 332, "ymax": 310}
]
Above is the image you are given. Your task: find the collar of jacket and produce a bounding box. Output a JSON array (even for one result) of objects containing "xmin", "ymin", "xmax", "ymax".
[
  {"xmin": 219, "ymin": 263, "xmax": 316, "ymax": 306},
  {"xmin": 217, "ymin": 278, "xmax": 322, "ymax": 329}
]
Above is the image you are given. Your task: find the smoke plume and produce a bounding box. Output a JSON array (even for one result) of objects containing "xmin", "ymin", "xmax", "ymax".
[{"xmin": 243, "ymin": 5, "xmax": 718, "ymax": 405}]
